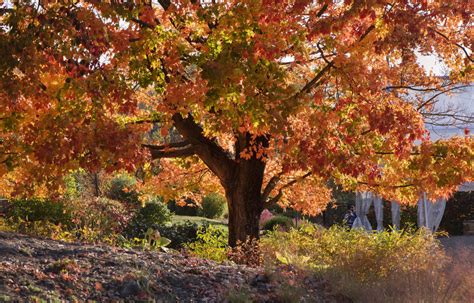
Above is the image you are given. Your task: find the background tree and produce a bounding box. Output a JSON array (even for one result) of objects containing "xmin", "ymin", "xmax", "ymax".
[{"xmin": 0, "ymin": 1, "xmax": 472, "ymax": 246}]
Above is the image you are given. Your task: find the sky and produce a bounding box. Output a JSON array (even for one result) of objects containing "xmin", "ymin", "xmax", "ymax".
[{"xmin": 426, "ymin": 86, "xmax": 473, "ymax": 140}]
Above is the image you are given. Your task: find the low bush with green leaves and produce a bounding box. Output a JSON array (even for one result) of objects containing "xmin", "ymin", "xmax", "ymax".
[
  {"xmin": 5, "ymin": 198, "xmax": 73, "ymax": 231},
  {"xmin": 185, "ymin": 225, "xmax": 228, "ymax": 262},
  {"xmin": 2, "ymin": 197, "xmax": 136, "ymax": 243},
  {"xmin": 117, "ymin": 228, "xmax": 171, "ymax": 251},
  {"xmin": 106, "ymin": 173, "xmax": 140, "ymax": 206},
  {"xmin": 262, "ymin": 215, "xmax": 294, "ymax": 231},
  {"xmin": 156, "ymin": 221, "xmax": 200, "ymax": 249},
  {"xmin": 199, "ymin": 193, "xmax": 226, "ymax": 219},
  {"xmin": 124, "ymin": 198, "xmax": 172, "ymax": 238}
]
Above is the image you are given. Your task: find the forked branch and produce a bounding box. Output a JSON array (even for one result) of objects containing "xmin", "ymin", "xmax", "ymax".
[{"xmin": 264, "ymin": 171, "xmax": 312, "ymax": 206}]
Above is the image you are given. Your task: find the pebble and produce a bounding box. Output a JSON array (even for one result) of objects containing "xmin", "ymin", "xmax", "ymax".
[{"xmin": 119, "ymin": 280, "xmax": 141, "ymax": 297}]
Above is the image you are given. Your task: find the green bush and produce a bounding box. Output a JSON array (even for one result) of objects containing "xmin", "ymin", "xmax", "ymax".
[
  {"xmin": 157, "ymin": 221, "xmax": 201, "ymax": 249},
  {"xmin": 3, "ymin": 197, "xmax": 135, "ymax": 243},
  {"xmin": 124, "ymin": 198, "xmax": 172, "ymax": 238},
  {"xmin": 267, "ymin": 204, "xmax": 300, "ymax": 219},
  {"xmin": 199, "ymin": 193, "xmax": 226, "ymax": 219},
  {"xmin": 5, "ymin": 198, "xmax": 73, "ymax": 228},
  {"xmin": 185, "ymin": 225, "xmax": 228, "ymax": 262},
  {"xmin": 262, "ymin": 215, "xmax": 294, "ymax": 231},
  {"xmin": 106, "ymin": 174, "xmax": 140, "ymax": 205}
]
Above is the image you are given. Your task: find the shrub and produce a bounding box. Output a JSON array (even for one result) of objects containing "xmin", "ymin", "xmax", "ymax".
[
  {"xmin": 125, "ymin": 198, "xmax": 172, "ymax": 238},
  {"xmin": 156, "ymin": 221, "xmax": 200, "ymax": 249},
  {"xmin": 3, "ymin": 197, "xmax": 134, "ymax": 243},
  {"xmin": 199, "ymin": 193, "xmax": 226, "ymax": 219},
  {"xmin": 5, "ymin": 198, "xmax": 72, "ymax": 228},
  {"xmin": 267, "ymin": 204, "xmax": 300, "ymax": 219},
  {"xmin": 260, "ymin": 223, "xmax": 473, "ymax": 302},
  {"xmin": 185, "ymin": 225, "xmax": 228, "ymax": 262},
  {"xmin": 259, "ymin": 209, "xmax": 274, "ymax": 228},
  {"xmin": 167, "ymin": 198, "xmax": 200, "ymax": 216},
  {"xmin": 106, "ymin": 174, "xmax": 140, "ymax": 205},
  {"xmin": 116, "ymin": 228, "xmax": 171, "ymax": 251},
  {"xmin": 262, "ymin": 215, "xmax": 294, "ymax": 231},
  {"xmin": 69, "ymin": 197, "xmax": 131, "ymax": 237}
]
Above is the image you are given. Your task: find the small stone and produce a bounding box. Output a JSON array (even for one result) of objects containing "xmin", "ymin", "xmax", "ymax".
[
  {"xmin": 39, "ymin": 279, "xmax": 56, "ymax": 289},
  {"xmin": 250, "ymin": 273, "xmax": 270, "ymax": 286},
  {"xmin": 119, "ymin": 281, "xmax": 141, "ymax": 297}
]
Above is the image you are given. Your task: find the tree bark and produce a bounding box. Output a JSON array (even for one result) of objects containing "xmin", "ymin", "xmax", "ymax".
[
  {"xmin": 225, "ymin": 156, "xmax": 265, "ymax": 247},
  {"xmin": 170, "ymin": 114, "xmax": 268, "ymax": 247},
  {"xmin": 225, "ymin": 133, "xmax": 268, "ymax": 247}
]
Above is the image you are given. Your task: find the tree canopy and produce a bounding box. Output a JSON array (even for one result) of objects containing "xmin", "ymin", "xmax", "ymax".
[{"xmin": 0, "ymin": 1, "xmax": 472, "ymax": 243}]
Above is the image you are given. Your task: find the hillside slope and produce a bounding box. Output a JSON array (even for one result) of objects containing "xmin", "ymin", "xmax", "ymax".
[{"xmin": 0, "ymin": 232, "xmax": 343, "ymax": 302}]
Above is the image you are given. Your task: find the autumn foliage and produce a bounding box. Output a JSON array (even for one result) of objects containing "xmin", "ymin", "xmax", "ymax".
[{"xmin": 0, "ymin": 1, "xmax": 472, "ymax": 244}]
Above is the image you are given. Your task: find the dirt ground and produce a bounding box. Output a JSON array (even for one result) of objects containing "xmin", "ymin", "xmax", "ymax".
[
  {"xmin": 440, "ymin": 235, "xmax": 474, "ymax": 251},
  {"xmin": 0, "ymin": 231, "xmax": 342, "ymax": 302}
]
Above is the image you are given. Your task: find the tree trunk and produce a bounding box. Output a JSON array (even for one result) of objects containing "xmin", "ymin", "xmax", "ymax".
[
  {"xmin": 225, "ymin": 155, "xmax": 266, "ymax": 247},
  {"xmin": 92, "ymin": 172, "xmax": 100, "ymax": 197},
  {"xmin": 170, "ymin": 114, "xmax": 268, "ymax": 247}
]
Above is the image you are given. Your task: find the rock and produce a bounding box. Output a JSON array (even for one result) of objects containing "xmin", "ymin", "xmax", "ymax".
[
  {"xmin": 119, "ymin": 280, "xmax": 141, "ymax": 297},
  {"xmin": 39, "ymin": 279, "xmax": 56, "ymax": 289},
  {"xmin": 104, "ymin": 260, "xmax": 117, "ymax": 267},
  {"xmin": 250, "ymin": 273, "xmax": 270, "ymax": 286}
]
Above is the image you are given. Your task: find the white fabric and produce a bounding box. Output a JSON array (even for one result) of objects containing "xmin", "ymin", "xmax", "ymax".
[
  {"xmin": 417, "ymin": 193, "xmax": 447, "ymax": 232},
  {"xmin": 352, "ymin": 192, "xmax": 373, "ymax": 231},
  {"xmin": 373, "ymin": 195, "xmax": 384, "ymax": 232},
  {"xmin": 432, "ymin": 197, "xmax": 446, "ymax": 232},
  {"xmin": 390, "ymin": 201, "xmax": 401, "ymax": 230}
]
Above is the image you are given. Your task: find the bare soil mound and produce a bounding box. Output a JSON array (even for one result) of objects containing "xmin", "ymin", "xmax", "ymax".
[{"xmin": 0, "ymin": 232, "xmax": 343, "ymax": 302}]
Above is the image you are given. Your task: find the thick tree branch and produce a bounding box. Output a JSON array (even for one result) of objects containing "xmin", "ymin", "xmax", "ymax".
[
  {"xmin": 261, "ymin": 171, "xmax": 285, "ymax": 203},
  {"xmin": 316, "ymin": 4, "xmax": 328, "ymax": 18},
  {"xmin": 157, "ymin": 0, "xmax": 171, "ymax": 10},
  {"xmin": 172, "ymin": 114, "xmax": 236, "ymax": 184},
  {"xmin": 144, "ymin": 143, "xmax": 196, "ymax": 159},
  {"xmin": 130, "ymin": 17, "xmax": 156, "ymax": 29},
  {"xmin": 291, "ymin": 61, "xmax": 335, "ymax": 100},
  {"xmin": 357, "ymin": 181, "xmax": 415, "ymax": 188},
  {"xmin": 358, "ymin": 25, "xmax": 375, "ymax": 42},
  {"xmin": 143, "ymin": 141, "xmax": 191, "ymax": 151},
  {"xmin": 278, "ymin": 53, "xmax": 337, "ymax": 66},
  {"xmin": 354, "ymin": 150, "xmax": 421, "ymax": 156},
  {"xmin": 125, "ymin": 117, "xmax": 162, "ymax": 125}
]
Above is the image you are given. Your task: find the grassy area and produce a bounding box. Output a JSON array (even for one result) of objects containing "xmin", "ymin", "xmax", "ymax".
[{"xmin": 171, "ymin": 215, "xmax": 228, "ymax": 230}]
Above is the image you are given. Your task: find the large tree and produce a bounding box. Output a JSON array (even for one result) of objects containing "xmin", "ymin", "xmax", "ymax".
[{"xmin": 1, "ymin": 1, "xmax": 472, "ymax": 246}]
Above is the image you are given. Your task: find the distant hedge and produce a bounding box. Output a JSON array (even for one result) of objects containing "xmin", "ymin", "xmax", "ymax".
[
  {"xmin": 200, "ymin": 193, "xmax": 226, "ymax": 219},
  {"xmin": 167, "ymin": 198, "xmax": 200, "ymax": 216},
  {"xmin": 440, "ymin": 191, "xmax": 474, "ymax": 235}
]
